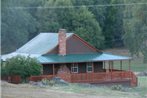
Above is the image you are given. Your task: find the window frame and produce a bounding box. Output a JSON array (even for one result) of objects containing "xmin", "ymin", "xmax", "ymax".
[
  {"xmin": 86, "ymin": 62, "xmax": 93, "ymax": 73},
  {"xmin": 71, "ymin": 63, "xmax": 78, "ymax": 73}
]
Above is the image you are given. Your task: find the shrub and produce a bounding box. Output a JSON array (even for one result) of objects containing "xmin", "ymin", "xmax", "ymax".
[
  {"xmin": 111, "ymin": 85, "xmax": 123, "ymax": 91},
  {"xmin": 41, "ymin": 78, "xmax": 55, "ymax": 86},
  {"xmin": 42, "ymin": 78, "xmax": 50, "ymax": 85},
  {"xmin": 1, "ymin": 65, "xmax": 8, "ymax": 76},
  {"xmin": 3, "ymin": 55, "xmax": 42, "ymax": 82}
]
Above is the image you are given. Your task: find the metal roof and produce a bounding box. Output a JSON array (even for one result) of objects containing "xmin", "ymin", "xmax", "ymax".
[
  {"xmin": 1, "ymin": 52, "xmax": 41, "ymax": 61},
  {"xmin": 37, "ymin": 53, "xmax": 131, "ymax": 64},
  {"xmin": 16, "ymin": 33, "xmax": 73, "ymax": 54}
]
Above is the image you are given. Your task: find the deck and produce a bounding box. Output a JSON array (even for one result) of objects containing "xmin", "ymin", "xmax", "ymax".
[
  {"xmin": 29, "ymin": 70, "xmax": 137, "ymax": 87},
  {"xmin": 70, "ymin": 70, "xmax": 137, "ymax": 86}
]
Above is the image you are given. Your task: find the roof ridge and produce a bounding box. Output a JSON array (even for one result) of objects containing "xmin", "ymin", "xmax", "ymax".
[{"xmin": 39, "ymin": 32, "xmax": 74, "ymax": 34}]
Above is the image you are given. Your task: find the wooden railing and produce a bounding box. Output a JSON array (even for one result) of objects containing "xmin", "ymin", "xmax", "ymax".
[
  {"xmin": 71, "ymin": 72, "xmax": 107, "ymax": 83},
  {"xmin": 71, "ymin": 71, "xmax": 136, "ymax": 84},
  {"xmin": 29, "ymin": 70, "xmax": 137, "ymax": 86},
  {"xmin": 29, "ymin": 75, "xmax": 53, "ymax": 82}
]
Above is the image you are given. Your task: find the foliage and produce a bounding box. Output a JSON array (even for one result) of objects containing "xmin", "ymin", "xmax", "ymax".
[
  {"xmin": 3, "ymin": 55, "xmax": 42, "ymax": 81},
  {"xmin": 1, "ymin": 65, "xmax": 9, "ymax": 76},
  {"xmin": 41, "ymin": 78, "xmax": 55, "ymax": 86},
  {"xmin": 71, "ymin": 6, "xmax": 104, "ymax": 48},
  {"xmin": 1, "ymin": 0, "xmax": 38, "ymax": 53},
  {"xmin": 111, "ymin": 85, "xmax": 123, "ymax": 91},
  {"xmin": 123, "ymin": 0, "xmax": 147, "ymax": 63},
  {"xmin": 1, "ymin": 0, "xmax": 147, "ymax": 63},
  {"xmin": 1, "ymin": 0, "xmax": 120, "ymax": 53},
  {"xmin": 103, "ymin": 0, "xmax": 124, "ymax": 48}
]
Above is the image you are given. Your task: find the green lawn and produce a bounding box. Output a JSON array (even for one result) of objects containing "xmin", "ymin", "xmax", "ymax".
[
  {"xmin": 104, "ymin": 48, "xmax": 147, "ymax": 72},
  {"xmin": 49, "ymin": 76, "xmax": 147, "ymax": 98},
  {"xmin": 113, "ymin": 57, "xmax": 147, "ymax": 72}
]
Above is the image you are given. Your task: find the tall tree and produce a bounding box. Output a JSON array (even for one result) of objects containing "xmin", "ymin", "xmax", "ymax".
[
  {"xmin": 124, "ymin": 0, "xmax": 147, "ymax": 63},
  {"xmin": 103, "ymin": 0, "xmax": 124, "ymax": 48},
  {"xmin": 35, "ymin": 0, "xmax": 104, "ymax": 48},
  {"xmin": 1, "ymin": 0, "xmax": 37, "ymax": 53},
  {"xmin": 71, "ymin": 6, "xmax": 104, "ymax": 48}
]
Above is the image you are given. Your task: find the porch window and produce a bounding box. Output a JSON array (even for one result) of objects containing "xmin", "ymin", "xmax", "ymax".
[
  {"xmin": 71, "ymin": 63, "xmax": 78, "ymax": 73},
  {"xmin": 87, "ymin": 62, "xmax": 93, "ymax": 72}
]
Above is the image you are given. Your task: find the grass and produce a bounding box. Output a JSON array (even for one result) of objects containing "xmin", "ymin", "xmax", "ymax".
[
  {"xmin": 49, "ymin": 76, "xmax": 147, "ymax": 98},
  {"xmin": 133, "ymin": 76, "xmax": 147, "ymax": 96},
  {"xmin": 48, "ymin": 48, "xmax": 147, "ymax": 97},
  {"xmin": 104, "ymin": 48, "xmax": 147, "ymax": 72},
  {"xmin": 113, "ymin": 57, "xmax": 147, "ymax": 72}
]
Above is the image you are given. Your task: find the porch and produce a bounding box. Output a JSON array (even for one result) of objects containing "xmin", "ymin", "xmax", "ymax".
[
  {"xmin": 30, "ymin": 69, "xmax": 137, "ymax": 86},
  {"xmin": 30, "ymin": 60, "xmax": 137, "ymax": 86},
  {"xmin": 70, "ymin": 70, "xmax": 137, "ymax": 86}
]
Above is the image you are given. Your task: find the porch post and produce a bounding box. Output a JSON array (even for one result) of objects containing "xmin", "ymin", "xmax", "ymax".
[
  {"xmin": 120, "ymin": 60, "xmax": 122, "ymax": 79},
  {"xmin": 112, "ymin": 61, "xmax": 114, "ymax": 70},
  {"xmin": 129, "ymin": 60, "xmax": 131, "ymax": 79},
  {"xmin": 92, "ymin": 62, "xmax": 94, "ymax": 73},
  {"xmin": 129, "ymin": 60, "xmax": 131, "ymax": 71},
  {"xmin": 110, "ymin": 61, "xmax": 112, "ymax": 80},
  {"xmin": 109, "ymin": 61, "xmax": 110, "ymax": 71},
  {"xmin": 120, "ymin": 60, "xmax": 122, "ymax": 71},
  {"xmin": 111, "ymin": 61, "xmax": 113, "ymax": 80},
  {"xmin": 92, "ymin": 62, "xmax": 94, "ymax": 82},
  {"xmin": 53, "ymin": 64, "xmax": 55, "ymax": 76},
  {"xmin": 103, "ymin": 61, "xmax": 105, "ymax": 69}
]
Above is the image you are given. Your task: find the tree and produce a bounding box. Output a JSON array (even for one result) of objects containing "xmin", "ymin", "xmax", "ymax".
[
  {"xmin": 1, "ymin": 0, "xmax": 38, "ymax": 54},
  {"xmin": 71, "ymin": 6, "xmax": 104, "ymax": 48},
  {"xmin": 35, "ymin": 0, "xmax": 104, "ymax": 48},
  {"xmin": 123, "ymin": 0, "xmax": 147, "ymax": 63},
  {"xmin": 103, "ymin": 0, "xmax": 124, "ymax": 48},
  {"xmin": 4, "ymin": 55, "xmax": 42, "ymax": 81}
]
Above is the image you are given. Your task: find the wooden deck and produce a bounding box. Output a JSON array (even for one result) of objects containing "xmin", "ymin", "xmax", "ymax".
[
  {"xmin": 29, "ymin": 70, "xmax": 137, "ymax": 86},
  {"xmin": 70, "ymin": 71, "xmax": 137, "ymax": 86}
]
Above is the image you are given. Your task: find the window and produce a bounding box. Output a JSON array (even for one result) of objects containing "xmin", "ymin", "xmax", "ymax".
[
  {"xmin": 87, "ymin": 62, "xmax": 93, "ymax": 72},
  {"xmin": 71, "ymin": 63, "xmax": 78, "ymax": 73}
]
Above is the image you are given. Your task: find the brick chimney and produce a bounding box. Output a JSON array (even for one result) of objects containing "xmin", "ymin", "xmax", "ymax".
[{"xmin": 58, "ymin": 29, "xmax": 66, "ymax": 56}]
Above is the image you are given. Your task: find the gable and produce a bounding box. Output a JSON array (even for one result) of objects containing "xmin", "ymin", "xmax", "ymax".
[
  {"xmin": 48, "ymin": 34, "xmax": 98, "ymax": 54},
  {"xmin": 66, "ymin": 34, "xmax": 98, "ymax": 54}
]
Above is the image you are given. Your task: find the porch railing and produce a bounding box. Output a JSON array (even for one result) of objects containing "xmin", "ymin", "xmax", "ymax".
[
  {"xmin": 29, "ymin": 70, "xmax": 137, "ymax": 86},
  {"xmin": 29, "ymin": 75, "xmax": 53, "ymax": 82},
  {"xmin": 70, "ymin": 71, "xmax": 135, "ymax": 84}
]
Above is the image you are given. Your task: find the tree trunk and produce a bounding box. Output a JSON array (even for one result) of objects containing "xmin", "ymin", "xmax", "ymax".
[
  {"xmin": 143, "ymin": 50, "xmax": 147, "ymax": 63},
  {"xmin": 143, "ymin": 55, "xmax": 147, "ymax": 63}
]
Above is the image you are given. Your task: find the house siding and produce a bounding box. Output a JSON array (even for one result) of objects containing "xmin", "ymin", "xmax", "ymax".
[
  {"xmin": 94, "ymin": 62, "xmax": 104, "ymax": 72},
  {"xmin": 66, "ymin": 35, "xmax": 97, "ymax": 54},
  {"xmin": 47, "ymin": 35, "xmax": 97, "ymax": 54},
  {"xmin": 78, "ymin": 63, "xmax": 86, "ymax": 73},
  {"xmin": 43, "ymin": 62, "xmax": 104, "ymax": 75}
]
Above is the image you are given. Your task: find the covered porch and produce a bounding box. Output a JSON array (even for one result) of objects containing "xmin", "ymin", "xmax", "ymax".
[{"xmin": 30, "ymin": 53, "xmax": 137, "ymax": 86}]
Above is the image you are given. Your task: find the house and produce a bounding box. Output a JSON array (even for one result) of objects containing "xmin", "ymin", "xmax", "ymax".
[{"xmin": 1, "ymin": 29, "xmax": 137, "ymax": 86}]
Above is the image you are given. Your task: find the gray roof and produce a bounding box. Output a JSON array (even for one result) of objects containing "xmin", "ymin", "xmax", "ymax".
[{"xmin": 16, "ymin": 33, "xmax": 73, "ymax": 54}]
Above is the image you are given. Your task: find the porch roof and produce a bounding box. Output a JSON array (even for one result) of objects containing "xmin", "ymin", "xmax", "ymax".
[{"xmin": 37, "ymin": 53, "xmax": 131, "ymax": 64}]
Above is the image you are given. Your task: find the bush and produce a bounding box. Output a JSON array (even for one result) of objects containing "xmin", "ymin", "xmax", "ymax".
[
  {"xmin": 111, "ymin": 85, "xmax": 123, "ymax": 91},
  {"xmin": 1, "ymin": 65, "xmax": 8, "ymax": 76},
  {"xmin": 41, "ymin": 78, "xmax": 55, "ymax": 86},
  {"xmin": 3, "ymin": 55, "xmax": 42, "ymax": 82}
]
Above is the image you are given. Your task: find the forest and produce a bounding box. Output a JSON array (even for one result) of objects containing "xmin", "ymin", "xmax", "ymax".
[{"xmin": 1, "ymin": 0, "xmax": 147, "ymax": 63}]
